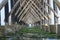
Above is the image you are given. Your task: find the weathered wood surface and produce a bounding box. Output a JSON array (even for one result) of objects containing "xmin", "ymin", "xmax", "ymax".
[
  {"xmin": 0, "ymin": 0, "xmax": 8, "ymax": 10},
  {"xmin": 53, "ymin": 0, "xmax": 60, "ymax": 9}
]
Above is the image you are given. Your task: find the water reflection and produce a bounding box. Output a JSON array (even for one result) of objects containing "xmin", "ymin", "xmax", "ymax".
[
  {"xmin": 6, "ymin": 37, "xmax": 58, "ymax": 40},
  {"xmin": 43, "ymin": 38, "xmax": 58, "ymax": 40}
]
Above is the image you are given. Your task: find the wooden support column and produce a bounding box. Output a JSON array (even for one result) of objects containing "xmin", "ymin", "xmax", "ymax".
[
  {"xmin": 42, "ymin": 0, "xmax": 45, "ymax": 25},
  {"xmin": 8, "ymin": 0, "xmax": 12, "ymax": 25},
  {"xmin": 53, "ymin": 1, "xmax": 58, "ymax": 34},
  {"xmin": 8, "ymin": 0, "xmax": 14, "ymax": 25},
  {"xmin": 43, "ymin": 0, "xmax": 48, "ymax": 31},
  {"xmin": 47, "ymin": 0, "xmax": 51, "ymax": 32},
  {"xmin": 53, "ymin": 1, "xmax": 58, "ymax": 24},
  {"xmin": 47, "ymin": 0, "xmax": 51, "ymax": 25},
  {"xmin": 44, "ymin": 0, "xmax": 48, "ymax": 25},
  {"xmin": 0, "ymin": 11, "xmax": 1, "ymax": 26},
  {"xmin": 44, "ymin": 0, "xmax": 46, "ymax": 25},
  {"xmin": 5, "ymin": 1, "xmax": 9, "ymax": 25}
]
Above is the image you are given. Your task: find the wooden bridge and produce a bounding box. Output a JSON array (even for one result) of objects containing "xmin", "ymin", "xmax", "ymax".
[{"xmin": 0, "ymin": 0, "xmax": 60, "ymax": 37}]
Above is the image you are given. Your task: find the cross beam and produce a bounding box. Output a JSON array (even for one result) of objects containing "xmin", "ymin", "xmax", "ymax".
[
  {"xmin": 44, "ymin": 1, "xmax": 58, "ymax": 18},
  {"xmin": 0, "ymin": 0, "xmax": 8, "ymax": 10},
  {"xmin": 53, "ymin": 0, "xmax": 60, "ymax": 9}
]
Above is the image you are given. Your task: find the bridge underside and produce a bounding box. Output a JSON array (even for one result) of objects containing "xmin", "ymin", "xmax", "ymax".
[
  {"xmin": 0, "ymin": 0, "xmax": 60, "ymax": 37},
  {"xmin": 0, "ymin": 0, "xmax": 59, "ymax": 25}
]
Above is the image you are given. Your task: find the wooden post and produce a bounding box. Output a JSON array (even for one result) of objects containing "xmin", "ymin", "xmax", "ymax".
[{"xmin": 53, "ymin": 1, "xmax": 58, "ymax": 34}]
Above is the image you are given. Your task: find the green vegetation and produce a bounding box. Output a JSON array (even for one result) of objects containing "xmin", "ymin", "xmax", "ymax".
[
  {"xmin": 7, "ymin": 32, "xmax": 15, "ymax": 36},
  {"xmin": 0, "ymin": 37, "xmax": 6, "ymax": 40},
  {"xmin": 1, "ymin": 26, "xmax": 57, "ymax": 40},
  {"xmin": 16, "ymin": 27, "xmax": 57, "ymax": 38},
  {"xmin": 17, "ymin": 27, "xmax": 47, "ymax": 34}
]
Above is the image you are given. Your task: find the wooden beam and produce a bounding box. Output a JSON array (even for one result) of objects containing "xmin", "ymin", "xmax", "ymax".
[
  {"xmin": 29, "ymin": 13, "xmax": 40, "ymax": 23},
  {"xmin": 53, "ymin": 0, "xmax": 60, "ymax": 9},
  {"xmin": 29, "ymin": 9, "xmax": 40, "ymax": 21},
  {"xmin": 31, "ymin": 5, "xmax": 44, "ymax": 20},
  {"xmin": 30, "ymin": 0, "xmax": 48, "ymax": 20},
  {"xmin": 31, "ymin": 4, "xmax": 47, "ymax": 20},
  {"xmin": 0, "ymin": 0, "xmax": 8, "ymax": 10},
  {"xmin": 29, "ymin": 13, "xmax": 40, "ymax": 24},
  {"xmin": 19, "ymin": 3, "xmax": 32, "ymax": 22},
  {"xmin": 17, "ymin": 0, "xmax": 31, "ymax": 18},
  {"xmin": 10, "ymin": 0, "xmax": 20, "ymax": 14},
  {"xmin": 22, "ymin": 11, "xmax": 38, "ymax": 24},
  {"xmin": 14, "ymin": 0, "xmax": 26, "ymax": 16},
  {"xmin": 44, "ymin": 1, "xmax": 58, "ymax": 18},
  {"xmin": 22, "ymin": 11, "xmax": 29, "ymax": 22},
  {"xmin": 36, "ymin": 0, "xmax": 51, "ymax": 19},
  {"xmin": 22, "ymin": 11, "xmax": 39, "ymax": 24},
  {"xmin": 22, "ymin": 7, "xmax": 41, "ymax": 23}
]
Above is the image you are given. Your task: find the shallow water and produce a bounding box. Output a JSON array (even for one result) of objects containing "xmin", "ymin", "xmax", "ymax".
[{"xmin": 6, "ymin": 37, "xmax": 58, "ymax": 40}]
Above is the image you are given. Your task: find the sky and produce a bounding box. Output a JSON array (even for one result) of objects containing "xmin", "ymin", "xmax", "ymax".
[{"xmin": 0, "ymin": 0, "xmax": 60, "ymax": 25}]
